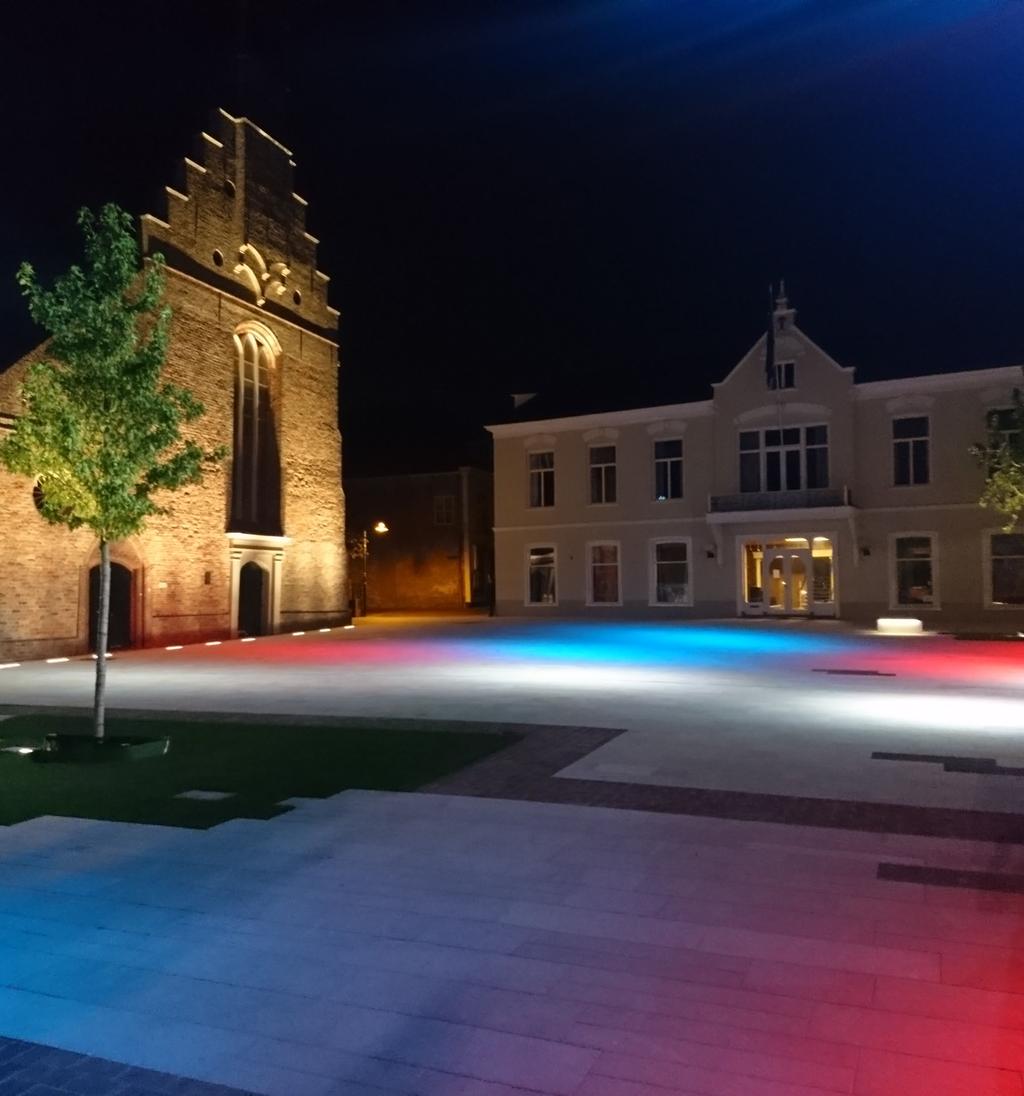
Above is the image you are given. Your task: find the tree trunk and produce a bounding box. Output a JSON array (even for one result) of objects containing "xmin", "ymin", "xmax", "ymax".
[{"xmin": 93, "ymin": 538, "xmax": 110, "ymax": 741}]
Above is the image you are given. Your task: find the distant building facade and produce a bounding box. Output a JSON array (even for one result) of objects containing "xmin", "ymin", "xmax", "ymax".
[
  {"xmin": 488, "ymin": 294, "xmax": 1024, "ymax": 628},
  {"xmin": 0, "ymin": 110, "xmax": 348, "ymax": 661},
  {"xmin": 345, "ymin": 468, "xmax": 493, "ymax": 612}
]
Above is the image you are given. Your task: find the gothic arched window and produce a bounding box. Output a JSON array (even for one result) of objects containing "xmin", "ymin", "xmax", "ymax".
[{"xmin": 231, "ymin": 327, "xmax": 282, "ymax": 534}]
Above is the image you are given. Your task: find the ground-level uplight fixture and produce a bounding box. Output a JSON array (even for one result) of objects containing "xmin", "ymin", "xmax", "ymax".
[{"xmin": 876, "ymin": 617, "xmax": 923, "ymax": 635}]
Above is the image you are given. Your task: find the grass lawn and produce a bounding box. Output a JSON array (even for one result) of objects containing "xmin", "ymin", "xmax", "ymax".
[{"xmin": 0, "ymin": 714, "xmax": 514, "ymax": 829}]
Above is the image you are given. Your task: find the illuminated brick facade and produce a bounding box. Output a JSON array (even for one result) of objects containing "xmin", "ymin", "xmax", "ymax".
[
  {"xmin": 0, "ymin": 110, "xmax": 348, "ymax": 660},
  {"xmin": 345, "ymin": 468, "xmax": 494, "ymax": 612}
]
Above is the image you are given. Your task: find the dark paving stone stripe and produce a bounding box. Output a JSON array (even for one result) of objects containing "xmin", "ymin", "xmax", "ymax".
[
  {"xmin": 424, "ymin": 726, "xmax": 1024, "ymax": 843},
  {"xmin": 0, "ymin": 1035, "xmax": 258, "ymax": 1095},
  {"xmin": 878, "ymin": 861, "xmax": 1024, "ymax": 893},
  {"xmin": 873, "ymin": 751, "xmax": 971, "ymax": 765},
  {"xmin": 812, "ymin": 668, "xmax": 896, "ymax": 676},
  {"xmin": 872, "ymin": 751, "xmax": 1024, "ymax": 777}
]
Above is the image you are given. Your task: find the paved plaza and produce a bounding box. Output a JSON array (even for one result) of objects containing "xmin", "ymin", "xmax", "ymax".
[
  {"xmin": 1, "ymin": 617, "xmax": 1024, "ymax": 1095},
  {"xmin": 3, "ymin": 616, "xmax": 1024, "ymax": 813}
]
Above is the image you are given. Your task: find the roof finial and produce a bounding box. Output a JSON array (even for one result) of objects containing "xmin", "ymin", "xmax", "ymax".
[{"xmin": 775, "ymin": 278, "xmax": 788, "ymax": 311}]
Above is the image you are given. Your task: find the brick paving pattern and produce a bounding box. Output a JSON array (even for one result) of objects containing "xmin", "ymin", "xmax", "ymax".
[
  {"xmin": 425, "ymin": 722, "xmax": 1024, "ymax": 844},
  {"xmin": 0, "ymin": 1036, "xmax": 255, "ymax": 1096}
]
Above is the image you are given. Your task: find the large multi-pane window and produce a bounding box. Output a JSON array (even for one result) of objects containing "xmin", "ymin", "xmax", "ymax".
[
  {"xmin": 589, "ymin": 445, "xmax": 617, "ymax": 504},
  {"xmin": 989, "ymin": 533, "xmax": 1024, "ymax": 606},
  {"xmin": 232, "ymin": 328, "xmax": 281, "ymax": 534},
  {"xmin": 738, "ymin": 425, "xmax": 829, "ymax": 493},
  {"xmin": 653, "ymin": 439, "xmax": 683, "ymax": 500},
  {"xmin": 588, "ymin": 543, "xmax": 620, "ymax": 604},
  {"xmin": 528, "ymin": 451, "xmax": 555, "ymax": 507},
  {"xmin": 893, "ymin": 535, "xmax": 936, "ymax": 607},
  {"xmin": 527, "ymin": 545, "xmax": 557, "ymax": 604},
  {"xmin": 651, "ymin": 539, "xmax": 690, "ymax": 605},
  {"xmin": 893, "ymin": 416, "xmax": 930, "ymax": 486}
]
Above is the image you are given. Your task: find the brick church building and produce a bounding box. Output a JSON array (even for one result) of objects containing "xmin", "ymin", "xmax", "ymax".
[{"xmin": 0, "ymin": 110, "xmax": 348, "ymax": 661}]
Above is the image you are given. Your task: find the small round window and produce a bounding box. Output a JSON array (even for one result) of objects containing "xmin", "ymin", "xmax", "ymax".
[
  {"xmin": 212, "ymin": 249, "xmax": 224, "ymax": 267},
  {"xmin": 292, "ymin": 290, "xmax": 302, "ymax": 306},
  {"xmin": 224, "ymin": 179, "xmax": 236, "ymax": 198}
]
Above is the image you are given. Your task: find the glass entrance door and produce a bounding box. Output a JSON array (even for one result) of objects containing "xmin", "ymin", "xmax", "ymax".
[
  {"xmin": 742, "ymin": 537, "xmax": 835, "ymax": 616},
  {"xmin": 765, "ymin": 550, "xmax": 811, "ymax": 614}
]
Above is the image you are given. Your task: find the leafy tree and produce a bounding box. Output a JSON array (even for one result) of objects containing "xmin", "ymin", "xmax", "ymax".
[
  {"xmin": 972, "ymin": 370, "xmax": 1024, "ymax": 532},
  {"xmin": 0, "ymin": 204, "xmax": 224, "ymax": 739}
]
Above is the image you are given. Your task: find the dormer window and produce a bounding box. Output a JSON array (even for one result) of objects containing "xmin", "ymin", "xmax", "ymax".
[{"xmin": 768, "ymin": 362, "xmax": 795, "ymax": 390}]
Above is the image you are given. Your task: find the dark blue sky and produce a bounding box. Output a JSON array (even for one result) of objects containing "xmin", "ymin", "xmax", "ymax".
[{"xmin": 3, "ymin": 1, "xmax": 1023, "ymax": 471}]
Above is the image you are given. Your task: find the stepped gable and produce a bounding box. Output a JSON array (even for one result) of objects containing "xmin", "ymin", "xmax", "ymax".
[{"xmin": 140, "ymin": 107, "xmax": 338, "ymax": 340}]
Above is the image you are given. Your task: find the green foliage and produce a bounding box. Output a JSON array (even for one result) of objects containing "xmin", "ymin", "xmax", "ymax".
[
  {"xmin": 0, "ymin": 204, "xmax": 224, "ymax": 542},
  {"xmin": 971, "ymin": 371, "xmax": 1024, "ymax": 531}
]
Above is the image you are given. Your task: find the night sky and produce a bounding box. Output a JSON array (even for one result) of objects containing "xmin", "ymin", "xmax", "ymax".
[{"xmin": 3, "ymin": 1, "xmax": 1023, "ymax": 474}]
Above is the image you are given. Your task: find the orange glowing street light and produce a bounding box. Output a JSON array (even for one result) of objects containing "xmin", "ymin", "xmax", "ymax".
[{"xmin": 357, "ymin": 520, "xmax": 389, "ymax": 616}]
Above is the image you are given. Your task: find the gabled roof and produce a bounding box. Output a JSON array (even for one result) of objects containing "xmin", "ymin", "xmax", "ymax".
[{"xmin": 711, "ymin": 324, "xmax": 854, "ymax": 390}]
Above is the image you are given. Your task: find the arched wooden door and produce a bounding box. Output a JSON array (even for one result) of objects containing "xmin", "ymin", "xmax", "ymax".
[
  {"xmin": 238, "ymin": 561, "xmax": 268, "ymax": 637},
  {"xmin": 89, "ymin": 562, "xmax": 133, "ymax": 651}
]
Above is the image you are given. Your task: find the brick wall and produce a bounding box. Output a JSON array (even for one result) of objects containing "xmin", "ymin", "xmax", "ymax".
[{"xmin": 0, "ymin": 110, "xmax": 347, "ymax": 660}]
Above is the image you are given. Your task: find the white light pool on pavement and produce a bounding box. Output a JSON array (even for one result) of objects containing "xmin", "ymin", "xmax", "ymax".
[{"xmin": 805, "ymin": 691, "xmax": 1024, "ymax": 733}]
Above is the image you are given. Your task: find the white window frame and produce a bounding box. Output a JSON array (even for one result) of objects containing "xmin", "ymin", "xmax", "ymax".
[
  {"xmin": 891, "ymin": 415, "xmax": 931, "ymax": 488},
  {"xmin": 889, "ymin": 531, "xmax": 940, "ymax": 611},
  {"xmin": 983, "ymin": 528, "xmax": 1024, "ymax": 610},
  {"xmin": 652, "ymin": 438, "xmax": 684, "ymax": 501},
  {"xmin": 527, "ymin": 450, "xmax": 555, "ymax": 509},
  {"xmin": 585, "ymin": 540, "xmax": 622, "ymax": 607},
  {"xmin": 986, "ymin": 407, "xmax": 1021, "ymax": 451},
  {"xmin": 588, "ymin": 444, "xmax": 617, "ymax": 506},
  {"xmin": 737, "ymin": 424, "xmax": 829, "ymax": 494},
  {"xmin": 648, "ymin": 536, "xmax": 693, "ymax": 607},
  {"xmin": 524, "ymin": 543, "xmax": 558, "ymax": 607},
  {"xmin": 769, "ymin": 361, "xmax": 796, "ymax": 390}
]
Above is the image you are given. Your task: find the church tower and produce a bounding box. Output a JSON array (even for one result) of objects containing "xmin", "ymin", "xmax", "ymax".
[{"xmin": 0, "ymin": 110, "xmax": 348, "ymax": 659}]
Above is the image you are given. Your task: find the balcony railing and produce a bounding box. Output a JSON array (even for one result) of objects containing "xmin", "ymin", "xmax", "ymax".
[{"xmin": 708, "ymin": 486, "xmax": 852, "ymax": 513}]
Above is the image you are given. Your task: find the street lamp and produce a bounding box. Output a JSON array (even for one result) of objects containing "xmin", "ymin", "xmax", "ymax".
[{"xmin": 357, "ymin": 521, "xmax": 389, "ymax": 616}]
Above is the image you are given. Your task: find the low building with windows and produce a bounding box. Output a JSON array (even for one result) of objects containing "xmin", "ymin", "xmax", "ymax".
[
  {"xmin": 487, "ymin": 292, "xmax": 1024, "ymax": 627},
  {"xmin": 0, "ymin": 110, "xmax": 348, "ymax": 660},
  {"xmin": 344, "ymin": 467, "xmax": 493, "ymax": 613}
]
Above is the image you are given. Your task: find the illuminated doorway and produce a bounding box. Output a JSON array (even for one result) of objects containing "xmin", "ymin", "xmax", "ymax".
[{"xmin": 742, "ymin": 536, "xmax": 835, "ymax": 616}]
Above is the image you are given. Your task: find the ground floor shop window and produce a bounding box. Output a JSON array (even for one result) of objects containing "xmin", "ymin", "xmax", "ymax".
[
  {"xmin": 989, "ymin": 533, "xmax": 1024, "ymax": 606},
  {"xmin": 893, "ymin": 534, "xmax": 936, "ymax": 608},
  {"xmin": 527, "ymin": 546, "xmax": 557, "ymax": 604},
  {"xmin": 588, "ymin": 542, "xmax": 620, "ymax": 605},
  {"xmin": 651, "ymin": 539, "xmax": 690, "ymax": 605}
]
